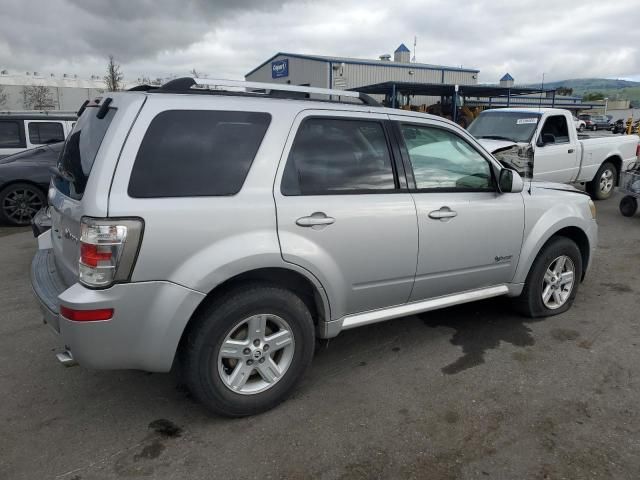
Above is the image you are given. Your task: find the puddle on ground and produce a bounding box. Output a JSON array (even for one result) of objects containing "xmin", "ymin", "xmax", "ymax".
[{"xmin": 420, "ymin": 298, "xmax": 544, "ymax": 375}]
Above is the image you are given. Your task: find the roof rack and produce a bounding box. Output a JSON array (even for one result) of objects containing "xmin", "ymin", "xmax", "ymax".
[
  {"xmin": 150, "ymin": 77, "xmax": 381, "ymax": 107},
  {"xmin": 0, "ymin": 110, "xmax": 77, "ymax": 117}
]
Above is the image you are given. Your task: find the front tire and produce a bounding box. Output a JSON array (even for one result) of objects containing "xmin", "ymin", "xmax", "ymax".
[
  {"xmin": 587, "ymin": 161, "xmax": 617, "ymax": 200},
  {"xmin": 515, "ymin": 236, "xmax": 582, "ymax": 318},
  {"xmin": 578, "ymin": 125, "xmax": 585, "ymax": 132},
  {"xmin": 592, "ymin": 125, "xmax": 597, "ymax": 131},
  {"xmin": 182, "ymin": 284, "xmax": 315, "ymax": 417}
]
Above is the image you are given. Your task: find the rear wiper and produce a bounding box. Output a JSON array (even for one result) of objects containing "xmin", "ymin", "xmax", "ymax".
[
  {"xmin": 478, "ymin": 135, "xmax": 514, "ymax": 142},
  {"xmin": 49, "ymin": 166, "xmax": 74, "ymax": 182}
]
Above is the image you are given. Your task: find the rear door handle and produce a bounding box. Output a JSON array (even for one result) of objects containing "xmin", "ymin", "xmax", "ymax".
[
  {"xmin": 296, "ymin": 212, "xmax": 335, "ymax": 227},
  {"xmin": 428, "ymin": 207, "xmax": 458, "ymax": 220}
]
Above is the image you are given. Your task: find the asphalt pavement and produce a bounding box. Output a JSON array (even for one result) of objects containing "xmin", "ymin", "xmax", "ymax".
[{"xmin": 1, "ymin": 192, "xmax": 639, "ymax": 480}]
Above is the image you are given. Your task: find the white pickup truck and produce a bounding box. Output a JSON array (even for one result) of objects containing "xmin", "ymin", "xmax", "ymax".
[{"xmin": 468, "ymin": 108, "xmax": 639, "ymax": 199}]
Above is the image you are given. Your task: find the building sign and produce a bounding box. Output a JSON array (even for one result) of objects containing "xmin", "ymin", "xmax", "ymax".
[{"xmin": 272, "ymin": 59, "xmax": 289, "ymax": 79}]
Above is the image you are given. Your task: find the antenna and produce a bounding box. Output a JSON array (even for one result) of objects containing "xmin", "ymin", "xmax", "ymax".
[{"xmin": 412, "ymin": 36, "xmax": 417, "ymax": 62}]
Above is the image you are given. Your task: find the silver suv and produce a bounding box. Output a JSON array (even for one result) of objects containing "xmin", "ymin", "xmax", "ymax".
[{"xmin": 31, "ymin": 79, "xmax": 598, "ymax": 416}]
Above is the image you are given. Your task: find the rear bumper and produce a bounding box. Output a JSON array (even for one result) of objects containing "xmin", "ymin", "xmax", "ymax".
[
  {"xmin": 30, "ymin": 248, "xmax": 205, "ymax": 372},
  {"xmin": 30, "ymin": 248, "xmax": 65, "ymax": 333}
]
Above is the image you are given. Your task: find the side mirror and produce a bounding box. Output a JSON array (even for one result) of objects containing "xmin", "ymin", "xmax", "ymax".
[
  {"xmin": 499, "ymin": 168, "xmax": 524, "ymax": 193},
  {"xmin": 538, "ymin": 133, "xmax": 556, "ymax": 146}
]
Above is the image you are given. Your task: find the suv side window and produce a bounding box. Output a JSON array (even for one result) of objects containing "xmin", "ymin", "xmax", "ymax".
[
  {"xmin": 128, "ymin": 110, "xmax": 271, "ymax": 198},
  {"xmin": 399, "ymin": 124, "xmax": 494, "ymax": 191},
  {"xmin": 28, "ymin": 122, "xmax": 65, "ymax": 145},
  {"xmin": 281, "ymin": 118, "xmax": 396, "ymax": 195},
  {"xmin": 540, "ymin": 115, "xmax": 570, "ymax": 144},
  {"xmin": 0, "ymin": 121, "xmax": 25, "ymax": 148}
]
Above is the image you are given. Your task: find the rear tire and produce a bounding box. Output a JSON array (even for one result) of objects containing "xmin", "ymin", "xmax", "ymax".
[
  {"xmin": 578, "ymin": 125, "xmax": 585, "ymax": 132},
  {"xmin": 514, "ymin": 236, "xmax": 582, "ymax": 318},
  {"xmin": 619, "ymin": 196, "xmax": 638, "ymax": 217},
  {"xmin": 182, "ymin": 284, "xmax": 315, "ymax": 417},
  {"xmin": 587, "ymin": 161, "xmax": 617, "ymax": 200},
  {"xmin": 592, "ymin": 125, "xmax": 597, "ymax": 131},
  {"xmin": 0, "ymin": 182, "xmax": 46, "ymax": 226}
]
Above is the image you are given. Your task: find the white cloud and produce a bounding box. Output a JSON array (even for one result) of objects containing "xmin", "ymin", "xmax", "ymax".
[{"xmin": 0, "ymin": 0, "xmax": 638, "ymax": 84}]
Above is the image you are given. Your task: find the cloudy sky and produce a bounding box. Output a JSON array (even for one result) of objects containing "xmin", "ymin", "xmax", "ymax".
[{"xmin": 1, "ymin": 0, "xmax": 639, "ymax": 84}]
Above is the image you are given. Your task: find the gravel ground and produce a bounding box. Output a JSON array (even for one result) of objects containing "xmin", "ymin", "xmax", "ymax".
[{"xmin": 1, "ymin": 192, "xmax": 639, "ymax": 480}]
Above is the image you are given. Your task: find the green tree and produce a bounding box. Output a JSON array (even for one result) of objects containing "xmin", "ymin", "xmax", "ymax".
[
  {"xmin": 556, "ymin": 86, "xmax": 573, "ymax": 96},
  {"xmin": 583, "ymin": 92, "xmax": 605, "ymax": 101}
]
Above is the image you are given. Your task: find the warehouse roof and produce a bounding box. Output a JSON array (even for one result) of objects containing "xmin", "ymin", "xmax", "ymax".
[{"xmin": 245, "ymin": 52, "xmax": 480, "ymax": 77}]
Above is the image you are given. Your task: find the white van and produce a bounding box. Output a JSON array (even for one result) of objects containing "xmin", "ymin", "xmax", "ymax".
[{"xmin": 0, "ymin": 112, "xmax": 76, "ymax": 158}]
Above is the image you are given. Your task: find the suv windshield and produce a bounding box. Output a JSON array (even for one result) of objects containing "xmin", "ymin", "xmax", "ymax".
[
  {"xmin": 468, "ymin": 111, "xmax": 541, "ymax": 143},
  {"xmin": 54, "ymin": 106, "xmax": 116, "ymax": 200}
]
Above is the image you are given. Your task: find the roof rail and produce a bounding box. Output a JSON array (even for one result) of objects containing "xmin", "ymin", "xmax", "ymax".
[
  {"xmin": 0, "ymin": 110, "xmax": 77, "ymax": 116},
  {"xmin": 154, "ymin": 77, "xmax": 381, "ymax": 107}
]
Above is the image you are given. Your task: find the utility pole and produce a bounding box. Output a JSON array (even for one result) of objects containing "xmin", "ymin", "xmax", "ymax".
[
  {"xmin": 412, "ymin": 36, "xmax": 417, "ymax": 62},
  {"xmin": 539, "ymin": 72, "xmax": 545, "ymax": 108}
]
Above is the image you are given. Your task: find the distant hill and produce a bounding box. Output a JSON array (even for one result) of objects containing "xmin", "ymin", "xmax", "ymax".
[{"xmin": 522, "ymin": 78, "xmax": 640, "ymax": 106}]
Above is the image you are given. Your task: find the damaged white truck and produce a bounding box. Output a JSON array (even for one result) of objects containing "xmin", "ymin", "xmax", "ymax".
[{"xmin": 468, "ymin": 108, "xmax": 639, "ymax": 200}]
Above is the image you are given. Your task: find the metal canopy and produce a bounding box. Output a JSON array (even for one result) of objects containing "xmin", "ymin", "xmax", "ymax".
[
  {"xmin": 350, "ymin": 81, "xmax": 559, "ymax": 121},
  {"xmin": 352, "ymin": 81, "xmax": 553, "ymax": 98}
]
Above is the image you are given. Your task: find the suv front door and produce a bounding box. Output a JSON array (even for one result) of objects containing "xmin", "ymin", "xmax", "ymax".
[
  {"xmin": 274, "ymin": 111, "xmax": 418, "ymax": 320},
  {"xmin": 390, "ymin": 115, "xmax": 525, "ymax": 301}
]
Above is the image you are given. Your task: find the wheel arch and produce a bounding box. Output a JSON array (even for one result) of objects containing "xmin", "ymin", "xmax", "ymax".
[
  {"xmin": 0, "ymin": 179, "xmax": 48, "ymax": 195},
  {"xmin": 606, "ymin": 155, "xmax": 623, "ymax": 185},
  {"xmin": 175, "ymin": 266, "xmax": 330, "ymax": 365},
  {"xmin": 514, "ymin": 216, "xmax": 592, "ymax": 286},
  {"xmin": 547, "ymin": 226, "xmax": 590, "ymax": 280}
]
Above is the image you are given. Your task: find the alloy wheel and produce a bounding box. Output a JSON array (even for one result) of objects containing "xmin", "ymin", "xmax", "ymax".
[
  {"xmin": 599, "ymin": 168, "xmax": 615, "ymax": 195},
  {"xmin": 541, "ymin": 255, "xmax": 575, "ymax": 309},
  {"xmin": 2, "ymin": 186, "xmax": 44, "ymax": 225},
  {"xmin": 217, "ymin": 314, "xmax": 295, "ymax": 395}
]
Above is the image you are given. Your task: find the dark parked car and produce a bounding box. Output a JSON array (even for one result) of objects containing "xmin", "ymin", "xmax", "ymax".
[
  {"xmin": 0, "ymin": 142, "xmax": 62, "ymax": 226},
  {"xmin": 578, "ymin": 114, "xmax": 610, "ymax": 131}
]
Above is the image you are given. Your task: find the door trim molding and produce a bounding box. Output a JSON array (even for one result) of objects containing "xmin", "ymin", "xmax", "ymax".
[{"xmin": 320, "ymin": 284, "xmax": 509, "ymax": 338}]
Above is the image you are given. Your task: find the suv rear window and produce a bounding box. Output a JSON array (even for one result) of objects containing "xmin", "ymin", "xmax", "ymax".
[
  {"xmin": 55, "ymin": 107, "xmax": 116, "ymax": 199},
  {"xmin": 128, "ymin": 110, "xmax": 271, "ymax": 198}
]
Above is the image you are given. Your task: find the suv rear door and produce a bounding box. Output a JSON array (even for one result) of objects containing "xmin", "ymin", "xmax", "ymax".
[
  {"xmin": 390, "ymin": 114, "xmax": 524, "ymax": 301},
  {"xmin": 274, "ymin": 110, "xmax": 418, "ymax": 320},
  {"xmin": 49, "ymin": 95, "xmax": 145, "ymax": 286}
]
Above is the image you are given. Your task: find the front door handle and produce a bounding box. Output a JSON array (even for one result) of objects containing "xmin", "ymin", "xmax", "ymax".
[
  {"xmin": 568, "ymin": 148, "xmax": 575, "ymax": 153},
  {"xmin": 296, "ymin": 212, "xmax": 335, "ymax": 227},
  {"xmin": 428, "ymin": 207, "xmax": 458, "ymax": 221}
]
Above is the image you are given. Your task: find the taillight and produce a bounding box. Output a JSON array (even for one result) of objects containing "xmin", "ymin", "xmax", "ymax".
[
  {"xmin": 636, "ymin": 144, "xmax": 640, "ymax": 158},
  {"xmin": 79, "ymin": 217, "xmax": 143, "ymax": 288}
]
